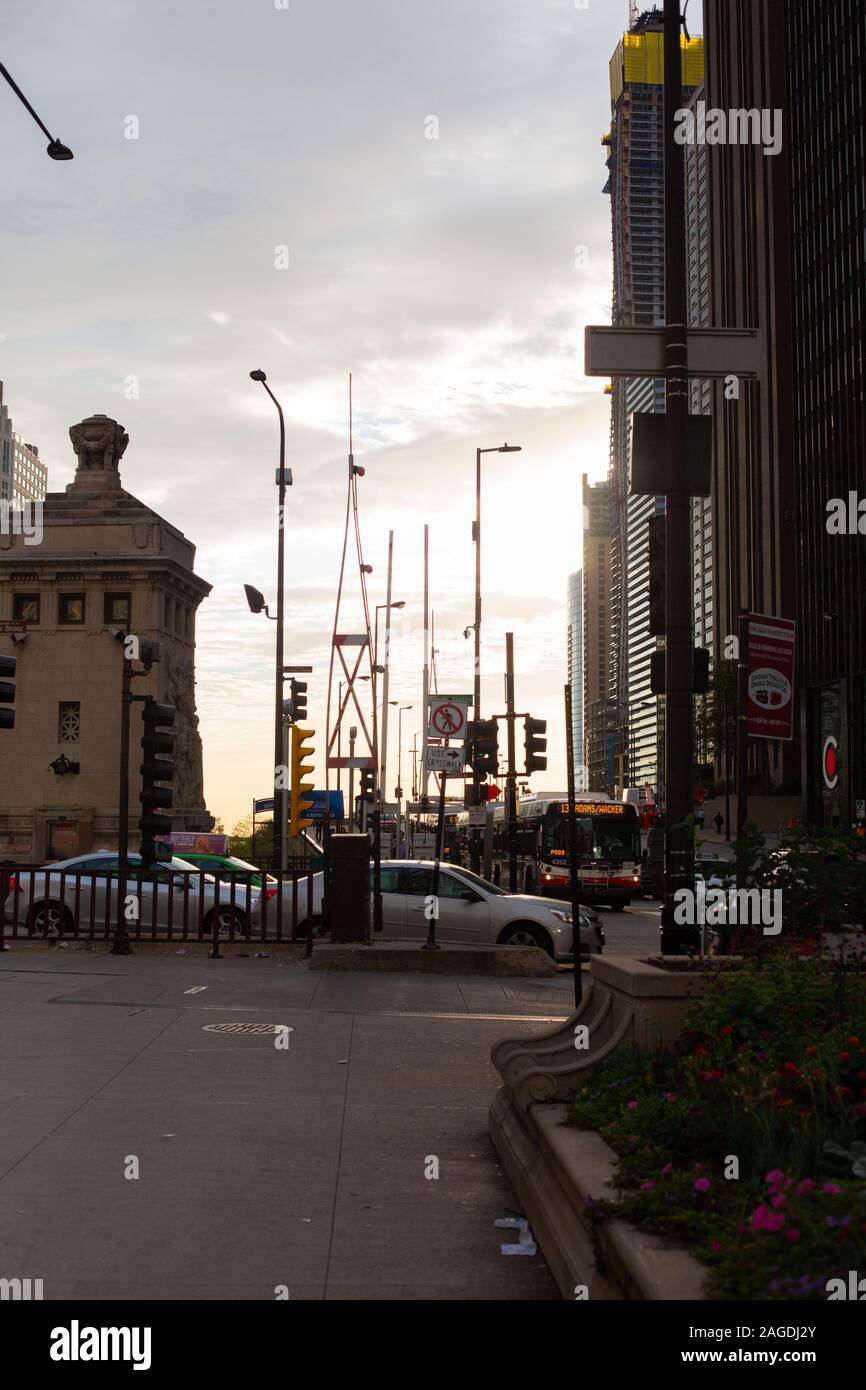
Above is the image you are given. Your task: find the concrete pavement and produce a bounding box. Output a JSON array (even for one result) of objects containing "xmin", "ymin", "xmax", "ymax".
[{"xmin": 0, "ymin": 950, "xmax": 564, "ymax": 1300}]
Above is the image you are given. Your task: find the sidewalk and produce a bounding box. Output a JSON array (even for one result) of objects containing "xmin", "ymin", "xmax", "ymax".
[{"xmin": 0, "ymin": 951, "xmax": 562, "ymax": 1300}]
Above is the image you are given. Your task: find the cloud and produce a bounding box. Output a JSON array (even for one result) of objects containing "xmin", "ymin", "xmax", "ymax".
[{"xmin": 0, "ymin": 0, "xmax": 626, "ymax": 826}]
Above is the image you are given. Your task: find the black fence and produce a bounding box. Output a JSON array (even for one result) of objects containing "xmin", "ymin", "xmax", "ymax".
[{"xmin": 0, "ymin": 864, "xmax": 320, "ymax": 950}]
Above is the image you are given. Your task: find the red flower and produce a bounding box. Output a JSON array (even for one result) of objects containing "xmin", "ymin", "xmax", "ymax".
[
  {"xmin": 720, "ymin": 1025, "xmax": 733, "ymax": 1038},
  {"xmin": 781, "ymin": 1062, "xmax": 801, "ymax": 1077},
  {"xmin": 839, "ymin": 1052, "xmax": 852, "ymax": 1064},
  {"xmin": 693, "ymin": 1043, "xmax": 707, "ymax": 1057}
]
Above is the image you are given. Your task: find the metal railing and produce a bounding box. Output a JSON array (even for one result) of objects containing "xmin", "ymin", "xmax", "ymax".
[{"xmin": 0, "ymin": 865, "xmax": 319, "ymax": 952}]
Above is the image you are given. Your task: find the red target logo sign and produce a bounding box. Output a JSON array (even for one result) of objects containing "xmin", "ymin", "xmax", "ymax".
[{"xmin": 822, "ymin": 735, "xmax": 839, "ymax": 790}]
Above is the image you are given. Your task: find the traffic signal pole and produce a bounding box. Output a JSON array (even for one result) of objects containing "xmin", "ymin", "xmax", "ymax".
[
  {"xmin": 659, "ymin": 0, "xmax": 697, "ymax": 954},
  {"xmin": 505, "ymin": 633, "xmax": 518, "ymax": 893},
  {"xmin": 114, "ymin": 645, "xmax": 133, "ymax": 955}
]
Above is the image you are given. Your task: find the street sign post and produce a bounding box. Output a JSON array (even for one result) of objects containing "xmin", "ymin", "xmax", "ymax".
[
  {"xmin": 425, "ymin": 746, "xmax": 465, "ymax": 775},
  {"xmin": 584, "ymin": 325, "xmax": 761, "ymax": 379},
  {"xmin": 427, "ymin": 695, "xmax": 471, "ymax": 741}
]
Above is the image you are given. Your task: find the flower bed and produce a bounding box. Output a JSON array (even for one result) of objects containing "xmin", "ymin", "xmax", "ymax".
[{"xmin": 569, "ymin": 955, "xmax": 866, "ymax": 1299}]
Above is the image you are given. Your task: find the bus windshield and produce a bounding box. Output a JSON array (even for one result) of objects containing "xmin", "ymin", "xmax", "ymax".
[{"xmin": 542, "ymin": 804, "xmax": 640, "ymax": 865}]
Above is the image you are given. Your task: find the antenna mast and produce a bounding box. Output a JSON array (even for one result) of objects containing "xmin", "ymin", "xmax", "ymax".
[{"xmin": 325, "ymin": 374, "xmax": 376, "ymax": 815}]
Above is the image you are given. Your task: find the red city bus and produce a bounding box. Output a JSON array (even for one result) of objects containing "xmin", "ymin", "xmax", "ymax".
[{"xmin": 456, "ymin": 793, "xmax": 642, "ymax": 909}]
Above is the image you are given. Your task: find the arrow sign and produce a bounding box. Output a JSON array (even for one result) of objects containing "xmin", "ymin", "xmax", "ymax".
[{"xmin": 425, "ymin": 746, "xmax": 465, "ymax": 775}]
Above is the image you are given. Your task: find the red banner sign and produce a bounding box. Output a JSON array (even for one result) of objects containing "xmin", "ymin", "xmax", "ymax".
[{"xmin": 746, "ymin": 614, "xmax": 796, "ymax": 741}]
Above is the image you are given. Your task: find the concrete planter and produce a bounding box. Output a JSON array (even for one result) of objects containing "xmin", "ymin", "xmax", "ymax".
[
  {"xmin": 491, "ymin": 955, "xmax": 716, "ymax": 1113},
  {"xmin": 489, "ymin": 1091, "xmax": 709, "ymax": 1300},
  {"xmin": 489, "ymin": 955, "xmax": 720, "ymax": 1299}
]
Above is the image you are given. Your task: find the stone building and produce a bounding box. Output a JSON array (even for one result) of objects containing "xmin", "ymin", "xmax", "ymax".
[{"xmin": 0, "ymin": 413, "xmax": 213, "ymax": 862}]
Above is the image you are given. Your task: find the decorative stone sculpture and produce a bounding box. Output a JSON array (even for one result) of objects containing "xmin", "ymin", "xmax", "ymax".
[{"xmin": 67, "ymin": 414, "xmax": 129, "ymax": 493}]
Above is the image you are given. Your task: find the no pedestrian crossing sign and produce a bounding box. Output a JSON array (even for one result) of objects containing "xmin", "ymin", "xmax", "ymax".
[{"xmin": 428, "ymin": 695, "xmax": 471, "ymax": 741}]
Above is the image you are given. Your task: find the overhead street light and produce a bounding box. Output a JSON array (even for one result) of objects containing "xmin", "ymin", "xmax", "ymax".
[
  {"xmin": 0, "ymin": 61, "xmax": 73, "ymax": 159},
  {"xmin": 470, "ymin": 442, "xmax": 522, "ymax": 869}
]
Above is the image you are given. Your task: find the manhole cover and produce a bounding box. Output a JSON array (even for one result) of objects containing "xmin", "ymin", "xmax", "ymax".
[
  {"xmin": 502, "ymin": 988, "xmax": 573, "ymax": 1005},
  {"xmin": 201, "ymin": 1022, "xmax": 293, "ymax": 1035}
]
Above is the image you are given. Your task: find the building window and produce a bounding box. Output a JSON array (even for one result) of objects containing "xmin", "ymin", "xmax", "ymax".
[
  {"xmin": 104, "ymin": 593, "xmax": 131, "ymax": 625},
  {"xmin": 164, "ymin": 596, "xmax": 174, "ymax": 630},
  {"xmin": 13, "ymin": 593, "xmax": 40, "ymax": 625},
  {"xmin": 58, "ymin": 701, "xmax": 81, "ymax": 743},
  {"xmin": 59, "ymin": 593, "xmax": 85, "ymax": 625}
]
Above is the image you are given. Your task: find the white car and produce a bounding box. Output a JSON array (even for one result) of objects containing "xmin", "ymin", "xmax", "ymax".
[
  {"xmin": 370, "ymin": 860, "xmax": 604, "ymax": 962},
  {"xmin": 3, "ymin": 852, "xmax": 262, "ymax": 939}
]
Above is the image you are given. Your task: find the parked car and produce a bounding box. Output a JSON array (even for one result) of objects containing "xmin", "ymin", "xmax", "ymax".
[
  {"xmin": 370, "ymin": 860, "xmax": 603, "ymax": 962},
  {"xmin": 177, "ymin": 851, "xmax": 324, "ymax": 935},
  {"xmin": 2, "ymin": 852, "xmax": 262, "ymax": 939}
]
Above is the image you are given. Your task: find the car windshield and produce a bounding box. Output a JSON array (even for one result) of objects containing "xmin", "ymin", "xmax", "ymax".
[{"xmin": 446, "ymin": 865, "xmax": 506, "ymax": 896}]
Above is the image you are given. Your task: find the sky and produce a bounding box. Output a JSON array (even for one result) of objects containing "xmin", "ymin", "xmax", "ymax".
[{"xmin": 0, "ymin": 0, "xmax": 647, "ymax": 832}]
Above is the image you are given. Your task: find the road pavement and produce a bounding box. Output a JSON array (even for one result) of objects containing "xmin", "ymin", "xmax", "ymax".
[{"xmin": 0, "ymin": 949, "xmax": 562, "ymax": 1301}]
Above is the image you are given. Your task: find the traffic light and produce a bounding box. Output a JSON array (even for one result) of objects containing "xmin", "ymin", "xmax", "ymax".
[
  {"xmin": 650, "ymin": 648, "xmax": 712, "ymax": 696},
  {"xmin": 290, "ymin": 678, "xmax": 308, "ymax": 724},
  {"xmin": 289, "ymin": 724, "xmax": 315, "ymax": 835},
  {"xmin": 139, "ymin": 701, "xmax": 176, "ymax": 870},
  {"xmin": 466, "ymin": 719, "xmax": 498, "ymax": 780},
  {"xmin": 524, "ymin": 717, "xmax": 547, "ymax": 774},
  {"xmin": 648, "ymin": 512, "xmax": 665, "ymax": 637},
  {"xmin": 0, "ymin": 654, "xmax": 15, "ymax": 730},
  {"xmin": 359, "ymin": 765, "xmax": 376, "ymax": 803}
]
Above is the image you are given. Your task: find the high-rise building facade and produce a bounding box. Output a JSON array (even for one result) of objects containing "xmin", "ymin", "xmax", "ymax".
[
  {"xmin": 12, "ymin": 435, "xmax": 47, "ymax": 503},
  {"xmin": 786, "ymin": 0, "xmax": 866, "ymax": 829},
  {"xmin": 604, "ymin": 10, "xmax": 704, "ymax": 794},
  {"xmin": 582, "ymin": 475, "xmax": 613, "ymax": 790},
  {"xmin": 0, "ymin": 383, "xmax": 47, "ymax": 503},
  {"xmin": 566, "ymin": 570, "xmax": 584, "ymax": 780},
  {"xmin": 703, "ymin": 0, "xmax": 800, "ymax": 810}
]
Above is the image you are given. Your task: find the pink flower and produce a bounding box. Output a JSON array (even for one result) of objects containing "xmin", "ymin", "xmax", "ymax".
[
  {"xmin": 785, "ymin": 1228, "xmax": 801, "ymax": 1243},
  {"xmin": 766, "ymin": 1168, "xmax": 785, "ymax": 1188},
  {"xmin": 770, "ymin": 1193, "xmax": 786, "ymax": 1209},
  {"xmin": 664, "ymin": 1092, "xmax": 676, "ymax": 1102},
  {"xmin": 795, "ymin": 1179, "xmax": 816, "ymax": 1197},
  {"xmin": 711, "ymin": 1240, "xmax": 722, "ymax": 1252},
  {"xmin": 693, "ymin": 1177, "xmax": 711, "ymax": 1193},
  {"xmin": 640, "ymin": 1181, "xmax": 655, "ymax": 1192},
  {"xmin": 627, "ymin": 1100, "xmax": 639, "ymax": 1111},
  {"xmin": 822, "ymin": 1182, "xmax": 841, "ymax": 1196},
  {"xmin": 660, "ymin": 1162, "xmax": 674, "ymax": 1176},
  {"xmin": 750, "ymin": 1205, "xmax": 785, "ymax": 1233}
]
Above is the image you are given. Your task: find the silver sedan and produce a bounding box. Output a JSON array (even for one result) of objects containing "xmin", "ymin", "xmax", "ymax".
[
  {"xmin": 3, "ymin": 852, "xmax": 261, "ymax": 939},
  {"xmin": 372, "ymin": 860, "xmax": 604, "ymax": 962}
]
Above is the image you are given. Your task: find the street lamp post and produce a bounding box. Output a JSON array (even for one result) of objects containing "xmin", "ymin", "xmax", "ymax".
[
  {"xmin": 0, "ymin": 62, "xmax": 73, "ymax": 159},
  {"xmin": 396, "ymin": 704, "xmax": 412, "ymax": 854},
  {"xmin": 249, "ymin": 370, "xmax": 290, "ymax": 875},
  {"xmin": 471, "ymin": 443, "xmax": 521, "ymax": 871}
]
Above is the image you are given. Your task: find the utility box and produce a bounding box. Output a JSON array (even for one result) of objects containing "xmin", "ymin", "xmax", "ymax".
[{"xmin": 327, "ymin": 834, "xmax": 371, "ymax": 943}]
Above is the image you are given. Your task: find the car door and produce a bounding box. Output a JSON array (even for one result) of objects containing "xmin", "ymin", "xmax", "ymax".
[
  {"xmin": 430, "ymin": 868, "xmax": 492, "ymax": 944},
  {"xmin": 402, "ymin": 866, "xmax": 492, "ymax": 943},
  {"xmin": 370, "ymin": 865, "xmax": 408, "ymax": 938}
]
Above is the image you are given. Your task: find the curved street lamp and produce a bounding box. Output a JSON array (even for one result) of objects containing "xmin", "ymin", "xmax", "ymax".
[{"xmin": 0, "ymin": 62, "xmax": 73, "ymax": 159}]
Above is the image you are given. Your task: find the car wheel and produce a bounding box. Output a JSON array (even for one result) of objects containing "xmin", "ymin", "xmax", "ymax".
[
  {"xmin": 499, "ymin": 922, "xmax": 553, "ymax": 957},
  {"xmin": 206, "ymin": 907, "xmax": 249, "ymax": 939},
  {"xmin": 29, "ymin": 901, "xmax": 74, "ymax": 939}
]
